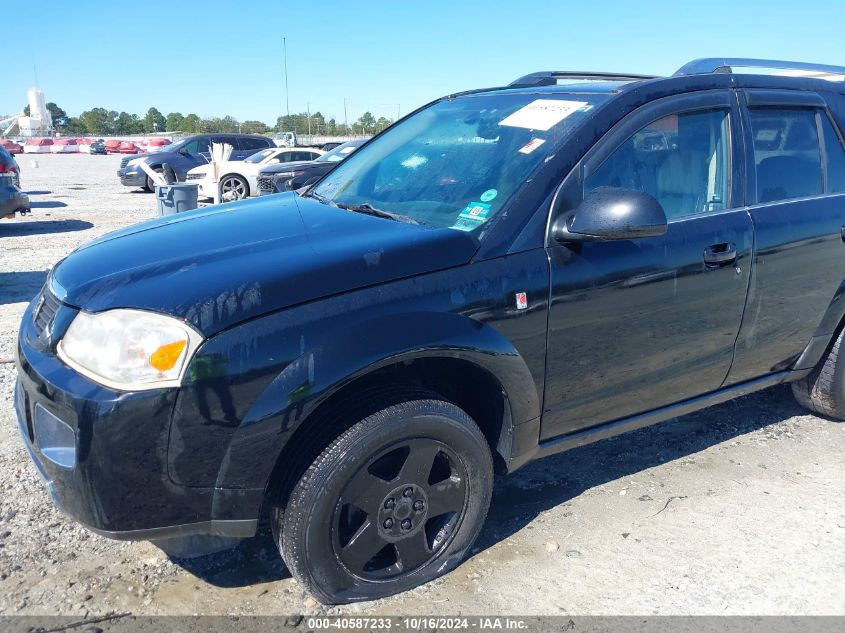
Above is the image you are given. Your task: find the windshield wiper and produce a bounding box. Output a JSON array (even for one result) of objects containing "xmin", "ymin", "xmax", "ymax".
[
  {"xmin": 304, "ymin": 190, "xmax": 336, "ymax": 206},
  {"xmin": 336, "ymin": 202, "xmax": 419, "ymax": 225}
]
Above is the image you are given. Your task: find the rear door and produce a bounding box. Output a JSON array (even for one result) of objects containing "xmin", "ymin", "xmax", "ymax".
[
  {"xmin": 235, "ymin": 136, "xmax": 271, "ymax": 160},
  {"xmin": 542, "ymin": 90, "xmax": 754, "ymax": 439},
  {"xmin": 725, "ymin": 90, "xmax": 845, "ymax": 383}
]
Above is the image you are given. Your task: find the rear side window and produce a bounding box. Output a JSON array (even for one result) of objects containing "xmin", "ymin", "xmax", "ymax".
[
  {"xmin": 748, "ymin": 108, "xmax": 822, "ymax": 203},
  {"xmin": 585, "ymin": 108, "xmax": 730, "ymax": 220},
  {"xmin": 821, "ymin": 113, "xmax": 845, "ymax": 193},
  {"xmin": 240, "ymin": 137, "xmax": 271, "ymax": 150}
]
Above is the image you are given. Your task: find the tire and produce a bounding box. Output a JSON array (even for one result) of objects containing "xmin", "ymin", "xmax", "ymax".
[
  {"xmin": 219, "ymin": 174, "xmax": 249, "ymax": 201},
  {"xmin": 144, "ymin": 169, "xmax": 162, "ymax": 193},
  {"xmin": 792, "ymin": 327, "xmax": 845, "ymax": 418},
  {"xmin": 276, "ymin": 397, "xmax": 493, "ymax": 604}
]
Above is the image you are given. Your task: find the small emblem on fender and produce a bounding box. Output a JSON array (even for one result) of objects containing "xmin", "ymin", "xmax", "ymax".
[{"xmin": 515, "ymin": 292, "xmax": 528, "ymax": 310}]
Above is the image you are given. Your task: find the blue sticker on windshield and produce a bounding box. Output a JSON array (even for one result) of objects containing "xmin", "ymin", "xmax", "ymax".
[
  {"xmin": 459, "ymin": 201, "xmax": 490, "ymax": 222},
  {"xmin": 451, "ymin": 201, "xmax": 491, "ymax": 232},
  {"xmin": 480, "ymin": 189, "xmax": 498, "ymax": 202}
]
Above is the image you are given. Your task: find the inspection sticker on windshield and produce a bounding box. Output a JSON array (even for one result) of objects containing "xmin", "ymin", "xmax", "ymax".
[
  {"xmin": 518, "ymin": 138, "xmax": 546, "ymax": 154},
  {"xmin": 451, "ymin": 201, "xmax": 491, "ymax": 232},
  {"xmin": 459, "ymin": 201, "xmax": 490, "ymax": 222},
  {"xmin": 499, "ymin": 99, "xmax": 587, "ymax": 131}
]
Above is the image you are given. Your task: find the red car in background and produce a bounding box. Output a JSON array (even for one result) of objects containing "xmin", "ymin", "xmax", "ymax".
[{"xmin": 0, "ymin": 140, "xmax": 23, "ymax": 155}]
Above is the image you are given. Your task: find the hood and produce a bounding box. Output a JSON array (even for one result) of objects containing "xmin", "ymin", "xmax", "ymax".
[
  {"xmin": 258, "ymin": 160, "xmax": 316, "ymax": 176},
  {"xmin": 52, "ymin": 194, "xmax": 478, "ymax": 336}
]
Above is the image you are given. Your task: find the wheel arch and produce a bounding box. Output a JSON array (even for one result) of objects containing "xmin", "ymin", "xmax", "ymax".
[
  {"xmin": 792, "ymin": 276, "xmax": 845, "ymax": 371},
  {"xmin": 209, "ymin": 312, "xmax": 541, "ymax": 520}
]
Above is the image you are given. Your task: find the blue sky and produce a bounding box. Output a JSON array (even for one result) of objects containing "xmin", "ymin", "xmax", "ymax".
[{"xmin": 2, "ymin": 0, "xmax": 843, "ymax": 125}]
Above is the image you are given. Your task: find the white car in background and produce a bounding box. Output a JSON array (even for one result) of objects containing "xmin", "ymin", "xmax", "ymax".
[{"xmin": 186, "ymin": 147, "xmax": 324, "ymax": 201}]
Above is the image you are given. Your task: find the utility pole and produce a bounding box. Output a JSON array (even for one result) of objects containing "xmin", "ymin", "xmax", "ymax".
[
  {"xmin": 343, "ymin": 98, "xmax": 348, "ymax": 131},
  {"xmin": 283, "ymin": 37, "xmax": 290, "ymax": 119}
]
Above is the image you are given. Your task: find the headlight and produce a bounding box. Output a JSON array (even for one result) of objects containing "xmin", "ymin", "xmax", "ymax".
[
  {"xmin": 57, "ymin": 309, "xmax": 203, "ymax": 391},
  {"xmin": 274, "ymin": 171, "xmax": 303, "ymax": 179}
]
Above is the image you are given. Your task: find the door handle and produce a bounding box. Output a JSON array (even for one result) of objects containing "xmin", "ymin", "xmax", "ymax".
[{"xmin": 703, "ymin": 242, "xmax": 737, "ymax": 267}]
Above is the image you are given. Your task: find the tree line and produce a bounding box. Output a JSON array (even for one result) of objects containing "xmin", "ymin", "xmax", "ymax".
[{"xmin": 28, "ymin": 102, "xmax": 394, "ymax": 137}]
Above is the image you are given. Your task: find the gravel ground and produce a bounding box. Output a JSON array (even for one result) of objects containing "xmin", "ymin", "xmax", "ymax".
[{"xmin": 0, "ymin": 154, "xmax": 843, "ymax": 618}]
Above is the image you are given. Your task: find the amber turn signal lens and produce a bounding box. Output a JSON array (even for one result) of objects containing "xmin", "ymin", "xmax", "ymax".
[{"xmin": 149, "ymin": 340, "xmax": 187, "ymax": 372}]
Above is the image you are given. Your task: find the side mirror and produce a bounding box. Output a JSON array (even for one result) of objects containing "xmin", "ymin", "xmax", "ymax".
[{"xmin": 552, "ymin": 187, "xmax": 668, "ymax": 242}]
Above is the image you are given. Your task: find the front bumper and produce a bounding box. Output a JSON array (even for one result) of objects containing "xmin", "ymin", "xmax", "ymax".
[
  {"xmin": 14, "ymin": 294, "xmax": 260, "ymax": 541},
  {"xmin": 117, "ymin": 167, "xmax": 146, "ymax": 187}
]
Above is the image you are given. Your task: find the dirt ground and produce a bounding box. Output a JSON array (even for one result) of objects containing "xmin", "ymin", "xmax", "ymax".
[{"xmin": 0, "ymin": 154, "xmax": 843, "ymax": 617}]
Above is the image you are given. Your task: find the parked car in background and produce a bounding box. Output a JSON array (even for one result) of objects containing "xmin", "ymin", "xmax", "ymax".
[
  {"xmin": 257, "ymin": 139, "xmax": 365, "ymax": 195},
  {"xmin": 0, "ymin": 145, "xmax": 21, "ymax": 188},
  {"xmin": 104, "ymin": 139, "xmax": 122, "ymax": 154},
  {"xmin": 1, "ymin": 139, "xmax": 23, "ymax": 155},
  {"xmin": 117, "ymin": 134, "xmax": 276, "ymax": 192},
  {"xmin": 88, "ymin": 140, "xmax": 107, "ymax": 155},
  {"xmin": 187, "ymin": 146, "xmax": 324, "ymax": 201},
  {"xmin": 0, "ymin": 145, "xmax": 28, "ymax": 218},
  {"xmin": 0, "ymin": 181, "xmax": 29, "ymax": 219}
]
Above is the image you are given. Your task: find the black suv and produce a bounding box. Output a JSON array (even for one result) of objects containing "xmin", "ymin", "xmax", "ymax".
[
  {"xmin": 15, "ymin": 58, "xmax": 845, "ymax": 604},
  {"xmin": 117, "ymin": 133, "xmax": 275, "ymax": 191}
]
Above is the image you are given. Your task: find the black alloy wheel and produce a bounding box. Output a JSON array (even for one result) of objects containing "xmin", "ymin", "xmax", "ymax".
[{"xmin": 276, "ymin": 397, "xmax": 493, "ymax": 604}]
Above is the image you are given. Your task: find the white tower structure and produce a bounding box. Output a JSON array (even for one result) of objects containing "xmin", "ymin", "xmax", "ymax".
[{"xmin": 16, "ymin": 88, "xmax": 53, "ymax": 137}]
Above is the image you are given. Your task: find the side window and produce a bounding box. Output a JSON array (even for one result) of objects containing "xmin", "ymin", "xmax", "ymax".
[
  {"xmin": 214, "ymin": 136, "xmax": 239, "ymax": 149},
  {"xmin": 748, "ymin": 108, "xmax": 822, "ymax": 203},
  {"xmin": 585, "ymin": 109, "xmax": 730, "ymax": 220},
  {"xmin": 294, "ymin": 151, "xmax": 316, "ymax": 161},
  {"xmin": 240, "ymin": 137, "xmax": 270, "ymax": 151},
  {"xmin": 182, "ymin": 138, "xmax": 210, "ymax": 154},
  {"xmin": 821, "ymin": 113, "xmax": 845, "ymax": 193}
]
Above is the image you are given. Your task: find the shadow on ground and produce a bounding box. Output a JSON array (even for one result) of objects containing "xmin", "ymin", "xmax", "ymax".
[
  {"xmin": 29, "ymin": 200, "xmax": 68, "ymax": 209},
  {"xmin": 169, "ymin": 384, "xmax": 810, "ymax": 589},
  {"xmin": 0, "ymin": 219, "xmax": 93, "ymax": 236},
  {"xmin": 170, "ymin": 531, "xmax": 291, "ymax": 587},
  {"xmin": 23, "ymin": 190, "xmax": 52, "ymax": 196},
  {"xmin": 0, "ymin": 271, "xmax": 48, "ymax": 304},
  {"xmin": 475, "ymin": 385, "xmax": 808, "ymax": 550}
]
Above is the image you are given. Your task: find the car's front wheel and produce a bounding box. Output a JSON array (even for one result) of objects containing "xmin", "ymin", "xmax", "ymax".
[
  {"xmin": 144, "ymin": 169, "xmax": 163, "ymax": 193},
  {"xmin": 276, "ymin": 397, "xmax": 493, "ymax": 604},
  {"xmin": 219, "ymin": 174, "xmax": 249, "ymax": 201}
]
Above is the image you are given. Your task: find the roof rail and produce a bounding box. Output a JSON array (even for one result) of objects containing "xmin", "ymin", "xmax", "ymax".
[
  {"xmin": 675, "ymin": 58, "xmax": 845, "ymax": 78},
  {"xmin": 509, "ymin": 71, "xmax": 658, "ymax": 87}
]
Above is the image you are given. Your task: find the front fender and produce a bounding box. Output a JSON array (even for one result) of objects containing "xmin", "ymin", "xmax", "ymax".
[
  {"xmin": 167, "ymin": 249, "xmax": 550, "ymax": 505},
  {"xmin": 213, "ymin": 311, "xmax": 539, "ymax": 492}
]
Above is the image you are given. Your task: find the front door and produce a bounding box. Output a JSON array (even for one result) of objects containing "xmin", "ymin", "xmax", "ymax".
[{"xmin": 542, "ymin": 90, "xmax": 753, "ymax": 440}]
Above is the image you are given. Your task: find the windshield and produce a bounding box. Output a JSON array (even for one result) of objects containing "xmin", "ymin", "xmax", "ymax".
[
  {"xmin": 244, "ymin": 148, "xmax": 277, "ymax": 164},
  {"xmin": 311, "ymin": 92, "xmax": 608, "ymax": 230},
  {"xmin": 164, "ymin": 140, "xmax": 186, "ymax": 153},
  {"xmin": 315, "ymin": 141, "xmax": 363, "ymax": 163}
]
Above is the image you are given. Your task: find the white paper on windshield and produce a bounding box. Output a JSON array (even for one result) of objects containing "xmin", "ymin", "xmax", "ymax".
[{"xmin": 499, "ymin": 99, "xmax": 588, "ymax": 131}]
